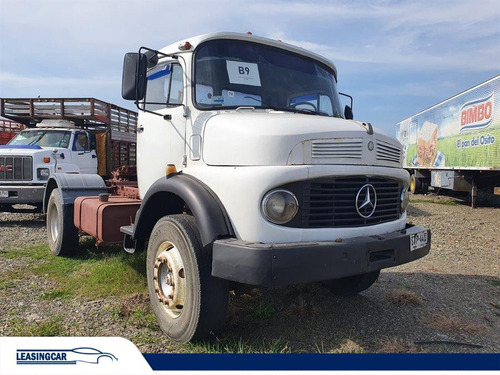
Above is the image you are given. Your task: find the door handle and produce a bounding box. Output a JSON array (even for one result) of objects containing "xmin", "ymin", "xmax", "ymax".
[{"xmin": 137, "ymin": 126, "xmax": 144, "ymax": 134}]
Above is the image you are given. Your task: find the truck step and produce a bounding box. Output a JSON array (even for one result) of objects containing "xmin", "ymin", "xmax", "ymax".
[{"xmin": 120, "ymin": 225, "xmax": 134, "ymax": 236}]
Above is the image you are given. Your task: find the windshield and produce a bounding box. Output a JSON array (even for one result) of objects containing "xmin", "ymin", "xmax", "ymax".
[
  {"xmin": 8, "ymin": 130, "xmax": 71, "ymax": 148},
  {"xmin": 194, "ymin": 39, "xmax": 343, "ymax": 117}
]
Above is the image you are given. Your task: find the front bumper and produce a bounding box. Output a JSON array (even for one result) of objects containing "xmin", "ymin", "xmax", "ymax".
[
  {"xmin": 0, "ymin": 184, "xmax": 45, "ymax": 205},
  {"xmin": 212, "ymin": 224, "xmax": 430, "ymax": 287}
]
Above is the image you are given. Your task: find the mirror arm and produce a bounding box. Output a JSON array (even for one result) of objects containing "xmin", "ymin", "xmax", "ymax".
[
  {"xmin": 338, "ymin": 92, "xmax": 353, "ymax": 111},
  {"xmin": 139, "ymin": 46, "xmax": 178, "ymax": 62}
]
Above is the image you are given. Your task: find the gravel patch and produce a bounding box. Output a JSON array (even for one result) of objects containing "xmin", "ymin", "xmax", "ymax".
[{"xmin": 0, "ymin": 194, "xmax": 499, "ymax": 353}]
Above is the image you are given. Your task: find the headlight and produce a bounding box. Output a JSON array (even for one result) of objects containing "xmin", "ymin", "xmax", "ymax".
[
  {"xmin": 261, "ymin": 189, "xmax": 299, "ymax": 224},
  {"xmin": 400, "ymin": 187, "xmax": 410, "ymax": 212},
  {"xmin": 37, "ymin": 168, "xmax": 50, "ymax": 180}
]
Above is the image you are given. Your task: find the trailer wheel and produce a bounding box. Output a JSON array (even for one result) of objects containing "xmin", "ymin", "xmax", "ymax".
[
  {"xmin": 46, "ymin": 188, "xmax": 79, "ymax": 256},
  {"xmin": 147, "ymin": 214, "xmax": 229, "ymax": 343},
  {"xmin": 322, "ymin": 270, "xmax": 380, "ymax": 296},
  {"xmin": 409, "ymin": 174, "xmax": 416, "ymax": 194},
  {"xmin": 421, "ymin": 180, "xmax": 429, "ymax": 195}
]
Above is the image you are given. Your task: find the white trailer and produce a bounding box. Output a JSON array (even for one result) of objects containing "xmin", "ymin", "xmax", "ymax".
[{"xmin": 396, "ymin": 75, "xmax": 500, "ymax": 206}]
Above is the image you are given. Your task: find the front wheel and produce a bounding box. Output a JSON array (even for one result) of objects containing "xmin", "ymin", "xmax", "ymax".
[
  {"xmin": 147, "ymin": 215, "xmax": 229, "ymax": 343},
  {"xmin": 322, "ymin": 270, "xmax": 380, "ymax": 296},
  {"xmin": 46, "ymin": 188, "xmax": 79, "ymax": 256}
]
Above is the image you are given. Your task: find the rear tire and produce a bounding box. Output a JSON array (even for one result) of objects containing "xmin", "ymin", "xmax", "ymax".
[
  {"xmin": 146, "ymin": 214, "xmax": 229, "ymax": 343},
  {"xmin": 46, "ymin": 188, "xmax": 79, "ymax": 256},
  {"xmin": 322, "ymin": 270, "xmax": 380, "ymax": 296},
  {"xmin": 421, "ymin": 181, "xmax": 429, "ymax": 194}
]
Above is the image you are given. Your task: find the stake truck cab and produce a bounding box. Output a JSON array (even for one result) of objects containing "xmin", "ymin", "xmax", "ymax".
[
  {"xmin": 44, "ymin": 33, "xmax": 431, "ymax": 343},
  {"xmin": 0, "ymin": 98, "xmax": 137, "ymax": 212}
]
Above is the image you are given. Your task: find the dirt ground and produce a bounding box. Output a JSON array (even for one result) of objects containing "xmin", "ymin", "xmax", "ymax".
[{"xmin": 0, "ymin": 192, "xmax": 499, "ymax": 353}]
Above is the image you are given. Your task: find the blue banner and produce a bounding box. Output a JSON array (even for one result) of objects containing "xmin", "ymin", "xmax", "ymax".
[{"xmin": 143, "ymin": 353, "xmax": 500, "ymax": 371}]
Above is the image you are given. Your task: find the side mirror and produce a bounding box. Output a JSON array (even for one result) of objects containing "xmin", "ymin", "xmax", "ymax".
[
  {"xmin": 144, "ymin": 50, "xmax": 159, "ymax": 68},
  {"xmin": 344, "ymin": 105, "xmax": 354, "ymax": 120},
  {"xmin": 89, "ymin": 133, "xmax": 97, "ymax": 150},
  {"xmin": 122, "ymin": 53, "xmax": 148, "ymax": 101}
]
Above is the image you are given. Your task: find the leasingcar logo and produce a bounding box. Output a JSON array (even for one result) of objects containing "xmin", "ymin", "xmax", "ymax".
[{"xmin": 16, "ymin": 347, "xmax": 118, "ymax": 365}]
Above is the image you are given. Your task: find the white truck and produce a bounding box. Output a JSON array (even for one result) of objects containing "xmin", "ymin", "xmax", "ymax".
[
  {"xmin": 43, "ymin": 32, "xmax": 431, "ymax": 343},
  {"xmin": 0, "ymin": 98, "xmax": 137, "ymax": 212}
]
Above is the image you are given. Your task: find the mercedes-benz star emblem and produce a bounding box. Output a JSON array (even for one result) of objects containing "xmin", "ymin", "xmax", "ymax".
[{"xmin": 355, "ymin": 184, "xmax": 377, "ymax": 218}]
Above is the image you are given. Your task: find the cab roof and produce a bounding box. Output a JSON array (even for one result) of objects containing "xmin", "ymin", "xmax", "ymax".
[{"xmin": 158, "ymin": 32, "xmax": 338, "ymax": 80}]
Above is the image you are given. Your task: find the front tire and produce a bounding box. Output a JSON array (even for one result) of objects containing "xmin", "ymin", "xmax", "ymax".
[
  {"xmin": 322, "ymin": 270, "xmax": 380, "ymax": 296},
  {"xmin": 46, "ymin": 188, "xmax": 79, "ymax": 256},
  {"xmin": 147, "ymin": 214, "xmax": 229, "ymax": 343}
]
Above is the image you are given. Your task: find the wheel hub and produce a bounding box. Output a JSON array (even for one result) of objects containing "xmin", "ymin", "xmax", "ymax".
[
  {"xmin": 48, "ymin": 202, "xmax": 59, "ymax": 243},
  {"xmin": 153, "ymin": 242, "xmax": 186, "ymax": 318}
]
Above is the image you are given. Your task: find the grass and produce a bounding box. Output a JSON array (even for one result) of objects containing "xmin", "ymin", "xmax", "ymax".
[
  {"xmin": 424, "ymin": 313, "xmax": 485, "ymax": 334},
  {"xmin": 491, "ymin": 279, "xmax": 500, "ymax": 287},
  {"xmin": 39, "ymin": 289, "xmax": 73, "ymax": 300},
  {"xmin": 385, "ymin": 289, "xmax": 423, "ymax": 306},
  {"xmin": 252, "ymin": 301, "xmax": 275, "ymax": 319},
  {"xmin": 379, "ymin": 337, "xmax": 417, "ymax": 353},
  {"xmin": 11, "ymin": 316, "xmax": 64, "ymax": 336},
  {"xmin": 184, "ymin": 336, "xmax": 290, "ymax": 353},
  {"xmin": 0, "ymin": 241, "xmax": 147, "ymax": 300},
  {"xmin": 332, "ymin": 339, "xmax": 365, "ymax": 354},
  {"xmin": 315, "ymin": 339, "xmax": 365, "ymax": 353},
  {"xmin": 0, "ymin": 280, "xmax": 16, "ymax": 290},
  {"xmin": 410, "ymin": 198, "xmax": 457, "ymax": 206}
]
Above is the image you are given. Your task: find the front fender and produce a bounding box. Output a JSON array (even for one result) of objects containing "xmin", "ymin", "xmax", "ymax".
[
  {"xmin": 43, "ymin": 173, "xmax": 108, "ymax": 213},
  {"xmin": 132, "ymin": 173, "xmax": 234, "ymax": 247}
]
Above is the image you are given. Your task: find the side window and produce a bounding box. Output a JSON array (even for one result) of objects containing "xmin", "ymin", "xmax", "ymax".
[
  {"xmin": 145, "ymin": 63, "xmax": 184, "ymax": 111},
  {"xmin": 169, "ymin": 65, "xmax": 184, "ymax": 105},
  {"xmin": 73, "ymin": 132, "xmax": 89, "ymax": 151}
]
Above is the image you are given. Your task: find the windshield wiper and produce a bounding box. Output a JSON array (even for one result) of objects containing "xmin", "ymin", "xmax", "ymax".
[
  {"xmin": 28, "ymin": 133, "xmax": 45, "ymax": 145},
  {"xmin": 243, "ymin": 96, "xmax": 319, "ymax": 115}
]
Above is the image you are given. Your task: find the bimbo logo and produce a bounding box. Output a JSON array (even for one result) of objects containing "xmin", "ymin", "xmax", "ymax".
[{"xmin": 460, "ymin": 92, "xmax": 494, "ymax": 132}]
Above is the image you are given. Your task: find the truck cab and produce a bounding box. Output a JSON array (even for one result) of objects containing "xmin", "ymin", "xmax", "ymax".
[
  {"xmin": 119, "ymin": 32, "xmax": 431, "ymax": 342},
  {"xmin": 0, "ymin": 120, "xmax": 96, "ymax": 210}
]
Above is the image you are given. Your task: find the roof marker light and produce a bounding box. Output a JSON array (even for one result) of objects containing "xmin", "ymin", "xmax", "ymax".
[{"xmin": 178, "ymin": 41, "xmax": 192, "ymax": 51}]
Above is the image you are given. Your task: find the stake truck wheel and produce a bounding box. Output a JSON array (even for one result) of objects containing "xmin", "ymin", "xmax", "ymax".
[
  {"xmin": 147, "ymin": 215, "xmax": 229, "ymax": 343},
  {"xmin": 322, "ymin": 270, "xmax": 380, "ymax": 296},
  {"xmin": 46, "ymin": 188, "xmax": 79, "ymax": 256}
]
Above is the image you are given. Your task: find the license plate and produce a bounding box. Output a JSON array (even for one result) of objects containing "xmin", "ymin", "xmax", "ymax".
[
  {"xmin": 410, "ymin": 230, "xmax": 428, "ymax": 251},
  {"xmin": 0, "ymin": 190, "xmax": 8, "ymax": 198}
]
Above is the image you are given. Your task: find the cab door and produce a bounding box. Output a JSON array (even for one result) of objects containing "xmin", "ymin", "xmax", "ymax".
[
  {"xmin": 71, "ymin": 130, "xmax": 98, "ymax": 174},
  {"xmin": 136, "ymin": 61, "xmax": 187, "ymax": 197}
]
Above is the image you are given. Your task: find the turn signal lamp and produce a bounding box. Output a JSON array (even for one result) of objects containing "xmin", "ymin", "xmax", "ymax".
[
  {"xmin": 43, "ymin": 157, "xmax": 50, "ymax": 163},
  {"xmin": 178, "ymin": 41, "xmax": 192, "ymax": 50},
  {"xmin": 166, "ymin": 164, "xmax": 177, "ymax": 177}
]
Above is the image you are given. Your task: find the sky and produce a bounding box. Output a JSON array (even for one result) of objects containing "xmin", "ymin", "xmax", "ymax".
[{"xmin": 1, "ymin": 0, "xmax": 499, "ymax": 136}]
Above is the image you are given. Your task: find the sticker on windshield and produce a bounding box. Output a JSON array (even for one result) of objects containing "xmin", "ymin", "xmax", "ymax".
[
  {"xmin": 226, "ymin": 61, "xmax": 261, "ymax": 87},
  {"xmin": 212, "ymin": 96, "xmax": 224, "ymax": 105}
]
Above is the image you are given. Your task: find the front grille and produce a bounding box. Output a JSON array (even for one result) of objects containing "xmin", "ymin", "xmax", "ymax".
[
  {"xmin": 279, "ymin": 176, "xmax": 402, "ymax": 228},
  {"xmin": 376, "ymin": 140, "xmax": 401, "ymax": 163},
  {"xmin": 0, "ymin": 155, "xmax": 33, "ymax": 181},
  {"xmin": 311, "ymin": 139, "xmax": 363, "ymax": 159}
]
